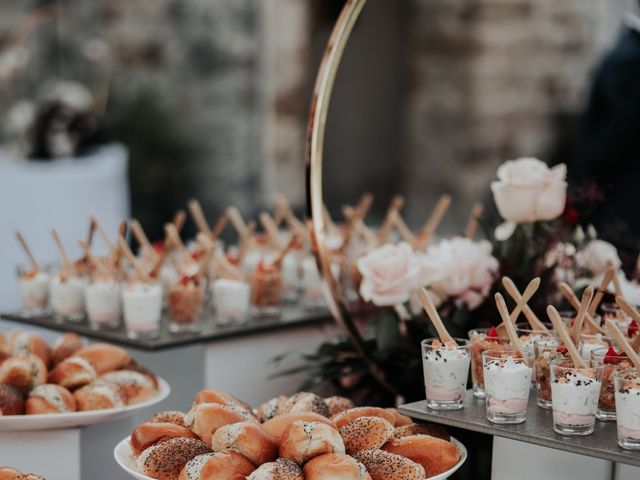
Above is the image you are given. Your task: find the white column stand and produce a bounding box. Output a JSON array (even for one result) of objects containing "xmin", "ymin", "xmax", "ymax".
[{"xmin": 616, "ymin": 463, "xmax": 640, "ymax": 480}]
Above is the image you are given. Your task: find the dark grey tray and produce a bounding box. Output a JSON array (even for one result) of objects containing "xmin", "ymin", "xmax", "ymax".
[
  {"xmin": 0, "ymin": 305, "xmax": 332, "ymax": 351},
  {"xmin": 399, "ymin": 390, "xmax": 640, "ymax": 467}
]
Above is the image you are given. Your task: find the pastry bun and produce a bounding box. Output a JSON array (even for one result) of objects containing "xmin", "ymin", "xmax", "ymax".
[
  {"xmin": 324, "ymin": 396, "xmax": 355, "ymax": 417},
  {"xmin": 178, "ymin": 451, "xmax": 255, "ymax": 480},
  {"xmin": 11, "ymin": 332, "xmax": 51, "ymax": 367},
  {"xmin": 100, "ymin": 370, "xmax": 157, "ymax": 404},
  {"xmin": 247, "ymin": 458, "xmax": 303, "ymax": 480},
  {"xmin": 147, "ymin": 410, "xmax": 186, "ymax": 427},
  {"xmin": 194, "ymin": 388, "xmax": 252, "ymax": 412},
  {"xmin": 48, "ymin": 357, "xmax": 97, "ymax": 390},
  {"xmin": 383, "ymin": 434, "xmax": 460, "ymax": 477},
  {"xmin": 281, "ymin": 392, "xmax": 330, "ymax": 417},
  {"xmin": 21, "ymin": 475, "xmax": 46, "ymax": 480},
  {"xmin": 0, "ymin": 354, "xmax": 47, "ymax": 393},
  {"xmin": 339, "ymin": 416, "xmax": 394, "ymax": 453},
  {"xmin": 392, "ymin": 422, "xmax": 450, "ymax": 441},
  {"xmin": 51, "ymin": 332, "xmax": 83, "ymax": 366},
  {"xmin": 137, "ymin": 437, "xmax": 210, "ymax": 480},
  {"xmin": 185, "ymin": 402, "xmax": 258, "ymax": 446},
  {"xmin": 71, "ymin": 343, "xmax": 131, "ymax": 374},
  {"xmin": 353, "ymin": 449, "xmax": 425, "ymax": 480},
  {"xmin": 279, "ymin": 420, "xmax": 345, "ymax": 464},
  {"xmin": 74, "ymin": 380, "xmax": 125, "ymax": 411},
  {"xmin": 262, "ymin": 412, "xmax": 337, "ymax": 442},
  {"xmin": 0, "ymin": 468, "xmax": 23, "ymax": 480},
  {"xmin": 0, "ymin": 384, "xmax": 25, "ymax": 415},
  {"xmin": 303, "ymin": 453, "xmax": 371, "ymax": 480},
  {"xmin": 256, "ymin": 395, "xmax": 288, "ymax": 422},
  {"xmin": 130, "ymin": 421, "xmax": 198, "ymax": 456},
  {"xmin": 26, "ymin": 384, "xmax": 76, "ymax": 414},
  {"xmin": 211, "ymin": 421, "xmax": 278, "ymax": 466},
  {"xmin": 332, "ymin": 407, "xmax": 396, "ymax": 429},
  {"xmin": 385, "ymin": 408, "xmax": 412, "ymax": 427}
]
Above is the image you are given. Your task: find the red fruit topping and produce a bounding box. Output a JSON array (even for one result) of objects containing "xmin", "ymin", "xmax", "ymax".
[
  {"xmin": 153, "ymin": 241, "xmax": 164, "ymax": 254},
  {"xmin": 487, "ymin": 327, "xmax": 499, "ymax": 339},
  {"xmin": 628, "ymin": 320, "xmax": 638, "ymax": 338},
  {"xmin": 556, "ymin": 344, "xmax": 568, "ymax": 355},
  {"xmin": 179, "ymin": 275, "xmax": 191, "ymax": 286},
  {"xmin": 191, "ymin": 249, "xmax": 203, "ymax": 261},
  {"xmin": 603, "ymin": 346, "xmax": 621, "ymax": 365}
]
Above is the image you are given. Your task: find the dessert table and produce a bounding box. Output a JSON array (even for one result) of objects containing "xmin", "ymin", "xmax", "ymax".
[{"xmin": 399, "ymin": 390, "xmax": 640, "ymax": 480}]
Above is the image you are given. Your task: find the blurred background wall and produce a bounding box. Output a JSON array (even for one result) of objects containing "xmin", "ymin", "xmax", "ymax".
[{"xmin": 1, "ymin": 0, "xmax": 638, "ymax": 240}]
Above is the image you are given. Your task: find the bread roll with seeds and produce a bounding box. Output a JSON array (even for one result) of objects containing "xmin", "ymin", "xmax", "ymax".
[
  {"xmin": 281, "ymin": 392, "xmax": 330, "ymax": 417},
  {"xmin": 185, "ymin": 402, "xmax": 258, "ymax": 446},
  {"xmin": 100, "ymin": 370, "xmax": 157, "ymax": 404},
  {"xmin": 383, "ymin": 434, "xmax": 460, "ymax": 477},
  {"xmin": 256, "ymin": 395, "xmax": 288, "ymax": 422},
  {"xmin": 262, "ymin": 412, "xmax": 336, "ymax": 443},
  {"xmin": 51, "ymin": 332, "xmax": 83, "ymax": 365},
  {"xmin": 26, "ymin": 384, "xmax": 76, "ymax": 414},
  {"xmin": 130, "ymin": 421, "xmax": 198, "ymax": 456},
  {"xmin": 332, "ymin": 407, "xmax": 396, "ymax": 429},
  {"xmin": 303, "ymin": 453, "xmax": 372, "ymax": 480},
  {"xmin": 137, "ymin": 437, "xmax": 210, "ymax": 480},
  {"xmin": 246, "ymin": 458, "xmax": 303, "ymax": 480},
  {"xmin": 71, "ymin": 343, "xmax": 131, "ymax": 374},
  {"xmin": 339, "ymin": 416, "xmax": 394, "ymax": 453},
  {"xmin": 74, "ymin": 380, "xmax": 125, "ymax": 411},
  {"xmin": 48, "ymin": 357, "xmax": 97, "ymax": 390},
  {"xmin": 353, "ymin": 449, "xmax": 425, "ymax": 480},
  {"xmin": 194, "ymin": 388, "xmax": 252, "ymax": 412},
  {"xmin": 147, "ymin": 410, "xmax": 186, "ymax": 427},
  {"xmin": 178, "ymin": 451, "xmax": 255, "ymax": 480},
  {"xmin": 0, "ymin": 354, "xmax": 47, "ymax": 394},
  {"xmin": 211, "ymin": 421, "xmax": 278, "ymax": 466},
  {"xmin": 0, "ymin": 384, "xmax": 25, "ymax": 415},
  {"xmin": 279, "ymin": 420, "xmax": 345, "ymax": 464},
  {"xmin": 10, "ymin": 332, "xmax": 50, "ymax": 367},
  {"xmin": 324, "ymin": 396, "xmax": 355, "ymax": 417},
  {"xmin": 0, "ymin": 467, "xmax": 23, "ymax": 480}
]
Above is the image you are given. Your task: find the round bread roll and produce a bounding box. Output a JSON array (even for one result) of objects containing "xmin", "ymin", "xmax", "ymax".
[
  {"xmin": 71, "ymin": 343, "xmax": 131, "ymax": 374},
  {"xmin": 51, "ymin": 332, "xmax": 83, "ymax": 365},
  {"xmin": 279, "ymin": 420, "xmax": 345, "ymax": 464},
  {"xmin": 137, "ymin": 437, "xmax": 211, "ymax": 480},
  {"xmin": 324, "ymin": 396, "xmax": 355, "ymax": 417},
  {"xmin": 194, "ymin": 388, "xmax": 252, "ymax": 412},
  {"xmin": 74, "ymin": 380, "xmax": 125, "ymax": 411},
  {"xmin": 256, "ymin": 395, "xmax": 288, "ymax": 422},
  {"xmin": 100, "ymin": 370, "xmax": 157, "ymax": 404},
  {"xmin": 0, "ymin": 468, "xmax": 22, "ymax": 480},
  {"xmin": 246, "ymin": 458, "xmax": 303, "ymax": 480},
  {"xmin": 178, "ymin": 451, "xmax": 255, "ymax": 480},
  {"xmin": 185, "ymin": 402, "xmax": 258, "ymax": 446},
  {"xmin": 383, "ymin": 434, "xmax": 459, "ymax": 477},
  {"xmin": 392, "ymin": 423, "xmax": 450, "ymax": 441},
  {"xmin": 339, "ymin": 416, "xmax": 394, "ymax": 454},
  {"xmin": 147, "ymin": 410, "xmax": 186, "ymax": 427},
  {"xmin": 303, "ymin": 453, "xmax": 372, "ymax": 480},
  {"xmin": 353, "ymin": 449, "xmax": 425, "ymax": 480},
  {"xmin": 385, "ymin": 408, "xmax": 412, "ymax": 427},
  {"xmin": 211, "ymin": 421, "xmax": 278, "ymax": 466},
  {"xmin": 11, "ymin": 332, "xmax": 50, "ymax": 367},
  {"xmin": 0, "ymin": 384, "xmax": 25, "ymax": 415},
  {"xmin": 262, "ymin": 412, "xmax": 337, "ymax": 443},
  {"xmin": 26, "ymin": 384, "xmax": 77, "ymax": 414},
  {"xmin": 332, "ymin": 407, "xmax": 396, "ymax": 429},
  {"xmin": 21, "ymin": 475, "xmax": 45, "ymax": 480},
  {"xmin": 131, "ymin": 421, "xmax": 198, "ymax": 456},
  {"xmin": 0, "ymin": 354, "xmax": 47, "ymax": 393},
  {"xmin": 48, "ymin": 357, "xmax": 97, "ymax": 390},
  {"xmin": 281, "ymin": 392, "xmax": 330, "ymax": 417}
]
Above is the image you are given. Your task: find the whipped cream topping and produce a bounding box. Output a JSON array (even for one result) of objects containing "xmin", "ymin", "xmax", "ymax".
[
  {"xmin": 484, "ymin": 356, "xmax": 532, "ymax": 400},
  {"xmin": 616, "ymin": 378, "xmax": 640, "ymax": 432},
  {"xmin": 551, "ymin": 372, "xmax": 600, "ymax": 417},
  {"xmin": 423, "ymin": 345, "xmax": 470, "ymax": 392}
]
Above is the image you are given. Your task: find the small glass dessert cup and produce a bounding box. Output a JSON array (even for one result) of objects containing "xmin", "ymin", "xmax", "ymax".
[
  {"xmin": 482, "ymin": 349, "xmax": 533, "ymax": 424},
  {"xmin": 590, "ymin": 346, "xmax": 633, "ymax": 421},
  {"xmin": 50, "ymin": 270, "xmax": 87, "ymax": 322},
  {"xmin": 168, "ymin": 276, "xmax": 205, "ymax": 333},
  {"xmin": 122, "ymin": 281, "xmax": 163, "ymax": 340},
  {"xmin": 211, "ymin": 278, "xmax": 251, "ymax": 325},
  {"xmin": 550, "ymin": 359, "xmax": 603, "ymax": 436},
  {"xmin": 84, "ymin": 275, "xmax": 122, "ymax": 330},
  {"xmin": 301, "ymin": 257, "xmax": 340, "ymax": 310},
  {"xmin": 516, "ymin": 323, "xmax": 553, "ymax": 358},
  {"xmin": 250, "ymin": 262, "xmax": 283, "ymax": 317},
  {"xmin": 601, "ymin": 303, "xmax": 632, "ymax": 333},
  {"xmin": 468, "ymin": 327, "xmax": 509, "ymax": 398},
  {"xmin": 578, "ymin": 332, "xmax": 612, "ymax": 362},
  {"xmin": 16, "ymin": 265, "xmax": 50, "ymax": 317},
  {"xmin": 533, "ymin": 337, "xmax": 567, "ymax": 409},
  {"xmin": 421, "ymin": 338, "xmax": 470, "ymax": 410},
  {"xmin": 281, "ymin": 252, "xmax": 301, "ymax": 303},
  {"xmin": 614, "ymin": 368, "xmax": 640, "ymax": 450}
]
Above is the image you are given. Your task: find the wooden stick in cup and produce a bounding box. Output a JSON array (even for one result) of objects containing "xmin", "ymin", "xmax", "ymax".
[
  {"xmin": 130, "ymin": 219, "xmax": 155, "ymax": 255},
  {"xmin": 188, "ymin": 199, "xmax": 212, "ymax": 237},
  {"xmin": 588, "ymin": 268, "xmax": 615, "ymax": 316},
  {"xmin": 172, "ymin": 209, "xmax": 187, "ymax": 233},
  {"xmin": 164, "ymin": 223, "xmax": 192, "ymax": 266},
  {"xmin": 605, "ymin": 319, "xmax": 640, "ymax": 371},
  {"xmin": 464, "ymin": 202, "xmax": 484, "ymax": 240},
  {"xmin": 502, "ymin": 276, "xmax": 550, "ymax": 333},
  {"xmin": 417, "ymin": 287, "xmax": 457, "ymax": 345},
  {"xmin": 342, "ymin": 206, "xmax": 377, "ymax": 246},
  {"xmin": 377, "ymin": 195, "xmax": 404, "ymax": 242},
  {"xmin": 413, "ymin": 194, "xmax": 452, "ymax": 250},
  {"xmin": 558, "ymin": 282, "xmax": 606, "ymax": 335},
  {"xmin": 355, "ymin": 192, "xmax": 374, "ymax": 221},
  {"xmin": 495, "ymin": 277, "xmax": 540, "ymax": 338},
  {"xmin": 615, "ymin": 296, "xmax": 640, "ymax": 352},
  {"xmin": 269, "ymin": 234, "xmax": 300, "ymax": 269},
  {"xmin": 210, "ymin": 212, "xmax": 228, "ymax": 240},
  {"xmin": 15, "ymin": 231, "xmax": 40, "ymax": 271},
  {"xmin": 607, "ymin": 260, "xmax": 624, "ymax": 298},
  {"xmin": 91, "ymin": 215, "xmax": 115, "ymax": 251},
  {"xmin": 547, "ymin": 305, "xmax": 587, "ymax": 369},
  {"xmin": 495, "ymin": 293, "xmax": 525, "ymax": 356},
  {"xmin": 215, "ymin": 254, "xmax": 245, "ymax": 282},
  {"xmin": 391, "ymin": 211, "xmax": 416, "ymax": 245},
  {"xmin": 236, "ymin": 221, "xmax": 256, "ymax": 263},
  {"xmin": 86, "ymin": 217, "xmax": 96, "ymax": 249},
  {"xmin": 51, "ymin": 229, "xmax": 72, "ymax": 273},
  {"xmin": 570, "ymin": 286, "xmax": 594, "ymax": 343},
  {"xmin": 259, "ymin": 212, "xmax": 282, "ymax": 248},
  {"xmin": 227, "ymin": 206, "xmax": 249, "ymax": 240},
  {"xmin": 117, "ymin": 236, "xmax": 152, "ymax": 283}
]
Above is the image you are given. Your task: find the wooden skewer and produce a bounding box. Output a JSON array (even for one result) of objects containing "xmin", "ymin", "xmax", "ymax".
[
  {"xmin": 464, "ymin": 202, "xmax": 484, "ymax": 240},
  {"xmin": 342, "ymin": 206, "xmax": 377, "ymax": 246},
  {"xmin": 417, "ymin": 287, "xmax": 457, "ymax": 345},
  {"xmin": 413, "ymin": 194, "xmax": 451, "ymax": 250},
  {"xmin": 236, "ymin": 222, "xmax": 256, "ymax": 262},
  {"xmin": 260, "ymin": 212, "xmax": 282, "ymax": 248},
  {"xmin": 216, "ymin": 254, "xmax": 245, "ymax": 282},
  {"xmin": 355, "ymin": 192, "xmax": 374, "ymax": 220},
  {"xmin": 391, "ymin": 211, "xmax": 416, "ymax": 245},
  {"xmin": 173, "ymin": 210, "xmax": 187, "ymax": 233},
  {"xmin": 269, "ymin": 235, "xmax": 300, "ymax": 269},
  {"xmin": 188, "ymin": 199, "xmax": 212, "ymax": 237},
  {"xmin": 164, "ymin": 223, "xmax": 191, "ymax": 265},
  {"xmin": 605, "ymin": 320, "xmax": 640, "ymax": 371},
  {"xmin": 558, "ymin": 282, "xmax": 607, "ymax": 335},
  {"xmin": 86, "ymin": 218, "xmax": 96, "ymax": 249},
  {"xmin": 15, "ymin": 231, "xmax": 40, "ymax": 271},
  {"xmin": 633, "ymin": 335, "xmax": 640, "ymax": 353},
  {"xmin": 274, "ymin": 194, "xmax": 309, "ymax": 241},
  {"xmin": 130, "ymin": 219, "xmax": 154, "ymax": 255},
  {"xmin": 495, "ymin": 277, "xmax": 540, "ymax": 337},
  {"xmin": 377, "ymin": 195, "xmax": 404, "ymax": 242},
  {"xmin": 616, "ymin": 295, "xmax": 640, "ymax": 324},
  {"xmin": 227, "ymin": 206, "xmax": 249, "ymax": 239},
  {"xmin": 210, "ymin": 213, "xmax": 228, "ymax": 240},
  {"xmin": 502, "ymin": 276, "xmax": 550, "ymax": 333},
  {"xmin": 547, "ymin": 305, "xmax": 587, "ymax": 369},
  {"xmin": 91, "ymin": 216, "xmax": 114, "ymax": 250},
  {"xmin": 588, "ymin": 268, "xmax": 615, "ymax": 316},
  {"xmin": 495, "ymin": 293, "xmax": 525, "ymax": 356},
  {"xmin": 51, "ymin": 229, "xmax": 72, "ymax": 272},
  {"xmin": 608, "ymin": 261, "xmax": 624, "ymax": 298},
  {"xmin": 571, "ymin": 286, "xmax": 594, "ymax": 343},
  {"xmin": 118, "ymin": 236, "xmax": 152, "ymax": 283},
  {"xmin": 148, "ymin": 239, "xmax": 168, "ymax": 279}
]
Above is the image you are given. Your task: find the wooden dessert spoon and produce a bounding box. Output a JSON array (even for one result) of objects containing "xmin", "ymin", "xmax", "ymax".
[{"xmin": 417, "ymin": 287, "xmax": 457, "ymax": 345}]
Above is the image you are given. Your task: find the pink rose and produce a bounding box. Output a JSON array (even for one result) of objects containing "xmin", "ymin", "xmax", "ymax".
[{"xmin": 357, "ymin": 242, "xmax": 422, "ymax": 306}]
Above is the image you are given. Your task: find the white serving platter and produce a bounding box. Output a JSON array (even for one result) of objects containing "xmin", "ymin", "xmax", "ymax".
[{"xmin": 0, "ymin": 377, "xmax": 170, "ymax": 431}]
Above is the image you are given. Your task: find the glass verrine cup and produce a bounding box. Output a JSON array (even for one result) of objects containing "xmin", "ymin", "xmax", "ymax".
[
  {"xmin": 49, "ymin": 270, "xmax": 87, "ymax": 322},
  {"xmin": 212, "ymin": 278, "xmax": 251, "ymax": 325},
  {"xmin": 533, "ymin": 337, "xmax": 567, "ymax": 409},
  {"xmin": 250, "ymin": 262, "xmax": 283, "ymax": 317},
  {"xmin": 421, "ymin": 338, "xmax": 470, "ymax": 410},
  {"xmin": 590, "ymin": 347, "xmax": 633, "ymax": 421},
  {"xmin": 601, "ymin": 303, "xmax": 632, "ymax": 332},
  {"xmin": 168, "ymin": 278, "xmax": 205, "ymax": 333},
  {"xmin": 614, "ymin": 368, "xmax": 640, "ymax": 450},
  {"xmin": 122, "ymin": 281, "xmax": 163, "ymax": 339},
  {"xmin": 468, "ymin": 328, "xmax": 509, "ymax": 398},
  {"xmin": 84, "ymin": 276, "xmax": 122, "ymax": 330},
  {"xmin": 550, "ymin": 359, "xmax": 603, "ymax": 435},
  {"xmin": 16, "ymin": 265, "xmax": 51, "ymax": 317},
  {"xmin": 482, "ymin": 349, "xmax": 533, "ymax": 424},
  {"xmin": 578, "ymin": 332, "xmax": 611, "ymax": 362}
]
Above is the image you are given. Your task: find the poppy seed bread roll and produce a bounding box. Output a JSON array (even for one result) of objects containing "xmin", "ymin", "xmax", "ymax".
[
  {"xmin": 137, "ymin": 437, "xmax": 210, "ymax": 480},
  {"xmin": 352, "ymin": 449, "xmax": 425, "ymax": 480},
  {"xmin": 303, "ymin": 453, "xmax": 372, "ymax": 480},
  {"xmin": 339, "ymin": 416, "xmax": 394, "ymax": 453},
  {"xmin": 279, "ymin": 420, "xmax": 345, "ymax": 464},
  {"xmin": 177, "ymin": 451, "xmax": 255, "ymax": 480}
]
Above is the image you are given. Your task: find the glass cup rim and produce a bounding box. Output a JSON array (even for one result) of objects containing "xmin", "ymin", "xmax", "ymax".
[
  {"xmin": 421, "ymin": 337, "xmax": 470, "ymax": 349},
  {"xmin": 578, "ymin": 331, "xmax": 610, "ymax": 340},
  {"xmin": 549, "ymin": 358, "xmax": 603, "ymax": 374},
  {"xmin": 533, "ymin": 336, "xmax": 560, "ymax": 347},
  {"xmin": 482, "ymin": 348, "xmax": 533, "ymax": 361},
  {"xmin": 613, "ymin": 367, "xmax": 639, "ymax": 380}
]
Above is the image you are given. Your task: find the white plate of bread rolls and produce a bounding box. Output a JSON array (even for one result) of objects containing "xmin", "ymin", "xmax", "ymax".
[
  {"xmin": 0, "ymin": 330, "xmax": 170, "ymax": 431},
  {"xmin": 114, "ymin": 389, "xmax": 467, "ymax": 480}
]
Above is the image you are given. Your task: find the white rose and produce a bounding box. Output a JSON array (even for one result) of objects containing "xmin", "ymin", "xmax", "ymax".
[
  {"xmin": 420, "ymin": 237, "xmax": 499, "ymax": 311},
  {"xmin": 578, "ymin": 240, "xmax": 621, "ymax": 275},
  {"xmin": 357, "ymin": 242, "xmax": 422, "ymax": 306},
  {"xmin": 491, "ymin": 158, "xmax": 567, "ymax": 224}
]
